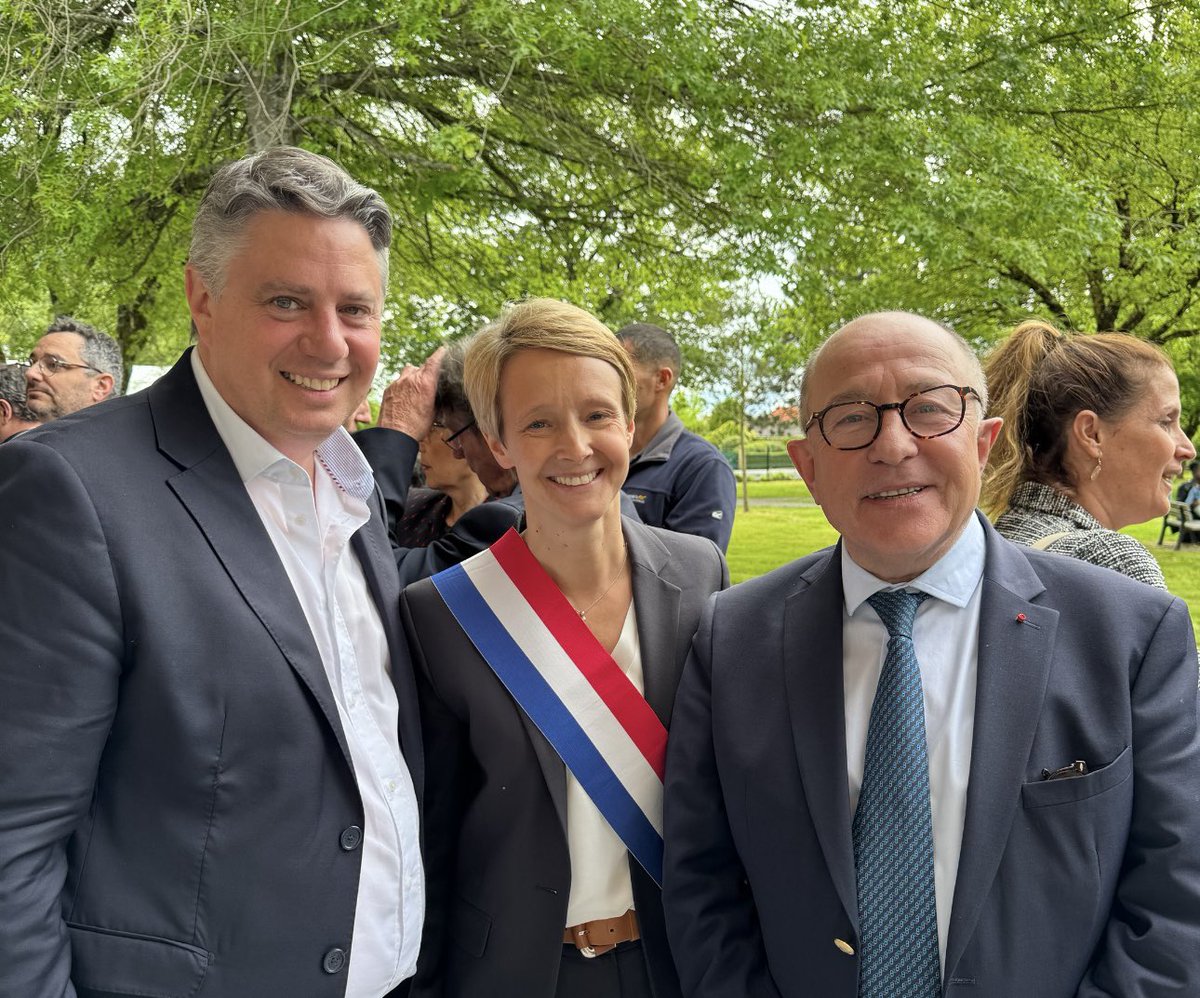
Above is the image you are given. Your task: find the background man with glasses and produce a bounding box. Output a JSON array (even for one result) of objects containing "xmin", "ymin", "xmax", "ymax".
[
  {"xmin": 24, "ymin": 315, "xmax": 123, "ymax": 420},
  {"xmin": 663, "ymin": 311, "xmax": 1200, "ymax": 997}
]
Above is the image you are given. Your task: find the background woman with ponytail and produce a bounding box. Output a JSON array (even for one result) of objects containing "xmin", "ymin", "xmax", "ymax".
[{"xmin": 982, "ymin": 319, "xmax": 1195, "ymax": 589}]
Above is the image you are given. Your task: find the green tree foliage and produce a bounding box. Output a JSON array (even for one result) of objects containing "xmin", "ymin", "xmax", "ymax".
[
  {"xmin": 771, "ymin": 2, "xmax": 1200, "ymax": 353},
  {"xmin": 0, "ymin": 0, "xmax": 768, "ymax": 364},
  {"xmin": 5, "ymin": 0, "xmax": 1200, "ymax": 414}
]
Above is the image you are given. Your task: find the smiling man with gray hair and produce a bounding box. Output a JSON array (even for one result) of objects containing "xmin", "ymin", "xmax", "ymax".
[{"xmin": 0, "ymin": 147, "xmax": 423, "ymax": 998}]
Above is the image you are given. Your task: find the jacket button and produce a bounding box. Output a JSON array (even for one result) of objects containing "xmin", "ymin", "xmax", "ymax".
[
  {"xmin": 834, "ymin": 938, "xmax": 855, "ymax": 956},
  {"xmin": 340, "ymin": 825, "xmax": 363, "ymax": 851},
  {"xmin": 322, "ymin": 947, "xmax": 347, "ymax": 974}
]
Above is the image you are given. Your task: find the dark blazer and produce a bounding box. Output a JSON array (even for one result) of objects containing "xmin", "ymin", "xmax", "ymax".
[
  {"xmin": 352, "ymin": 425, "xmax": 526, "ymax": 586},
  {"xmin": 0, "ymin": 352, "xmax": 423, "ymax": 998},
  {"xmin": 662, "ymin": 514, "xmax": 1200, "ymax": 998},
  {"xmin": 401, "ymin": 518, "xmax": 728, "ymax": 998}
]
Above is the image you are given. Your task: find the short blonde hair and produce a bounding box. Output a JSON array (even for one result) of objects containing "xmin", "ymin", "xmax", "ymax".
[{"xmin": 464, "ymin": 298, "xmax": 636, "ymax": 439}]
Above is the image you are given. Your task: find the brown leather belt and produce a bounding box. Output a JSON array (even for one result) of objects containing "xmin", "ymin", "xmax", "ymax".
[{"xmin": 563, "ymin": 909, "xmax": 640, "ymax": 958}]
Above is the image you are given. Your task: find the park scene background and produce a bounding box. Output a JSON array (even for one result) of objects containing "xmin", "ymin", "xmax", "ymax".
[{"xmin": 4, "ymin": 1, "xmax": 1199, "ymax": 623}]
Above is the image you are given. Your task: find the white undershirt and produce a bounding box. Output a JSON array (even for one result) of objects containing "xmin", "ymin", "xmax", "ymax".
[
  {"xmin": 192, "ymin": 351, "xmax": 423, "ymax": 995},
  {"xmin": 840, "ymin": 514, "xmax": 985, "ymax": 976},
  {"xmin": 565, "ymin": 603, "xmax": 641, "ymax": 925}
]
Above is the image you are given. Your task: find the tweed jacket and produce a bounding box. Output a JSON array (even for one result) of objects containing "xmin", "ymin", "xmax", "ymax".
[{"xmin": 993, "ymin": 480, "xmax": 1166, "ymax": 589}]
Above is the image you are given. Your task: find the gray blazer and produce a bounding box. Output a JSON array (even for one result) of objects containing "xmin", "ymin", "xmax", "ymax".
[
  {"xmin": 402, "ymin": 517, "xmax": 728, "ymax": 998},
  {"xmin": 663, "ymin": 513, "xmax": 1200, "ymax": 998},
  {"xmin": 0, "ymin": 351, "xmax": 423, "ymax": 998}
]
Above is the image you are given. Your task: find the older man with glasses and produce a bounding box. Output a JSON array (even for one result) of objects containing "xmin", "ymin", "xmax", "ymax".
[
  {"xmin": 663, "ymin": 311, "xmax": 1200, "ymax": 998},
  {"xmin": 23, "ymin": 315, "xmax": 123, "ymax": 421}
]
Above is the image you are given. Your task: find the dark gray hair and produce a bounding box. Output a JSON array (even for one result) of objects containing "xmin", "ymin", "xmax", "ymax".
[
  {"xmin": 0, "ymin": 363, "xmax": 37, "ymax": 420},
  {"xmin": 189, "ymin": 146, "xmax": 392, "ymax": 297},
  {"xmin": 434, "ymin": 338, "xmax": 473, "ymax": 422},
  {"xmin": 616, "ymin": 322, "xmax": 682, "ymax": 381},
  {"xmin": 44, "ymin": 315, "xmax": 124, "ymax": 397}
]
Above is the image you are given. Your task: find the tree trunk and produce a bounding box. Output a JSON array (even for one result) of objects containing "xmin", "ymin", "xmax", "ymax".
[{"xmin": 242, "ymin": 48, "xmax": 297, "ymax": 151}]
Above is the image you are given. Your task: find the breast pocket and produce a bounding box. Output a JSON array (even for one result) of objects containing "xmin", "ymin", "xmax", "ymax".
[
  {"xmin": 1020, "ymin": 746, "xmax": 1133, "ymax": 809},
  {"xmin": 1009, "ymin": 746, "xmax": 1135, "ymax": 959}
]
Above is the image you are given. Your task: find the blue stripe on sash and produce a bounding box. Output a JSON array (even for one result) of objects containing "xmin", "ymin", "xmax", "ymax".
[{"xmin": 433, "ymin": 563, "xmax": 664, "ymax": 884}]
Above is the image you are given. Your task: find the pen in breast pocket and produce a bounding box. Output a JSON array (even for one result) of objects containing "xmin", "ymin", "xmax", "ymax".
[{"xmin": 1041, "ymin": 760, "xmax": 1088, "ymax": 780}]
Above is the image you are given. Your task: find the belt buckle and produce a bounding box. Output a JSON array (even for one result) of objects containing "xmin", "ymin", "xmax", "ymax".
[{"xmin": 572, "ymin": 926, "xmax": 598, "ymax": 959}]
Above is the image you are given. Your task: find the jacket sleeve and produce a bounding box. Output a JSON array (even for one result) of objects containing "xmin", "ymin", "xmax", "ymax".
[
  {"xmin": 664, "ymin": 454, "xmax": 737, "ymax": 553},
  {"xmin": 353, "ymin": 426, "xmax": 419, "ymax": 537},
  {"xmin": 0, "ymin": 440, "xmax": 124, "ymax": 998},
  {"xmin": 1075, "ymin": 596, "xmax": 1200, "ymax": 997},
  {"xmin": 663, "ymin": 596, "xmax": 783, "ymax": 998},
  {"xmin": 394, "ymin": 498, "xmax": 522, "ymax": 587}
]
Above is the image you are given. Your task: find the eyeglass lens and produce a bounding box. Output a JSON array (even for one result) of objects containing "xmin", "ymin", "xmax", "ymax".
[
  {"xmin": 28, "ymin": 355, "xmax": 82, "ymax": 377},
  {"xmin": 819, "ymin": 385, "xmax": 968, "ymax": 449}
]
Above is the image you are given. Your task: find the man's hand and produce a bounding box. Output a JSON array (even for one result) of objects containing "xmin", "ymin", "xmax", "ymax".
[{"xmin": 378, "ymin": 347, "xmax": 445, "ymax": 440}]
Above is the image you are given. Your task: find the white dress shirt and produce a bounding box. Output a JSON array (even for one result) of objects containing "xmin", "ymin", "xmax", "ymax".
[
  {"xmin": 841, "ymin": 513, "xmax": 986, "ymax": 975},
  {"xmin": 192, "ymin": 351, "xmax": 423, "ymax": 996},
  {"xmin": 565, "ymin": 603, "xmax": 640, "ymax": 926}
]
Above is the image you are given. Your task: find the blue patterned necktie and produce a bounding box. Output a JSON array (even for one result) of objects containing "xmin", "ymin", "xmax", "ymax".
[{"xmin": 854, "ymin": 590, "xmax": 941, "ymax": 998}]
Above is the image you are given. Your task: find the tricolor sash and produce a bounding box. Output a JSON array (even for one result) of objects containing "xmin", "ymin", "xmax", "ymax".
[{"xmin": 430, "ymin": 528, "xmax": 667, "ymax": 885}]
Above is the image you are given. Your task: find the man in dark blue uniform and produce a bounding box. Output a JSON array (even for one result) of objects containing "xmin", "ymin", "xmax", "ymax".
[{"xmin": 617, "ymin": 322, "xmax": 736, "ymax": 551}]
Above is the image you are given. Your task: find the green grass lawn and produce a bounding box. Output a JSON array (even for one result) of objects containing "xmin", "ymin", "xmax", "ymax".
[{"xmin": 727, "ymin": 475, "xmax": 1200, "ymax": 634}]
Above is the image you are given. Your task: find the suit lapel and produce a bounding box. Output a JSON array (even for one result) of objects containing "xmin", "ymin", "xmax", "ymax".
[
  {"xmin": 781, "ymin": 548, "xmax": 859, "ymax": 930},
  {"xmin": 627, "ymin": 521, "xmax": 682, "ymax": 726},
  {"xmin": 152, "ymin": 352, "xmax": 353, "ymax": 770},
  {"xmin": 944, "ymin": 523, "xmax": 1056, "ymax": 983}
]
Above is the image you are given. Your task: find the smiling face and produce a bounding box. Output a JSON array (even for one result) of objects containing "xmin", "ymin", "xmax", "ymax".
[
  {"xmin": 185, "ymin": 210, "xmax": 382, "ymax": 470},
  {"xmin": 789, "ymin": 315, "xmax": 1002, "ymax": 583},
  {"xmin": 486, "ymin": 348, "xmax": 634, "ymax": 530},
  {"xmin": 1080, "ymin": 364, "xmax": 1195, "ymax": 529}
]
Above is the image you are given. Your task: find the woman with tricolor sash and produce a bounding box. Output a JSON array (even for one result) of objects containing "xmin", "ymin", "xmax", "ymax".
[{"xmin": 401, "ymin": 299, "xmax": 728, "ymax": 998}]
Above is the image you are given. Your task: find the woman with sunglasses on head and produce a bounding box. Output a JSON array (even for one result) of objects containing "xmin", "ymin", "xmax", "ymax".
[
  {"xmin": 401, "ymin": 299, "xmax": 727, "ymax": 998},
  {"xmin": 982, "ymin": 319, "xmax": 1195, "ymax": 588}
]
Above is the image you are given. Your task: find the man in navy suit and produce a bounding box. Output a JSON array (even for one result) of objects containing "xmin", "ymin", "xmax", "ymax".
[
  {"xmin": 663, "ymin": 312, "xmax": 1200, "ymax": 997},
  {"xmin": 0, "ymin": 148, "xmax": 423, "ymax": 997}
]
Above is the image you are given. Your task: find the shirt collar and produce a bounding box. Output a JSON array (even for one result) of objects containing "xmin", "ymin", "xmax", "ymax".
[
  {"xmin": 632, "ymin": 410, "xmax": 685, "ymax": 463},
  {"xmin": 190, "ymin": 349, "xmax": 374, "ymax": 500},
  {"xmin": 841, "ymin": 511, "xmax": 986, "ymax": 615}
]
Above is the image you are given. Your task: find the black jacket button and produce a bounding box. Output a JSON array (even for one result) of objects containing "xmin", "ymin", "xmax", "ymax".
[
  {"xmin": 340, "ymin": 825, "xmax": 363, "ymax": 851},
  {"xmin": 322, "ymin": 947, "xmax": 347, "ymax": 974}
]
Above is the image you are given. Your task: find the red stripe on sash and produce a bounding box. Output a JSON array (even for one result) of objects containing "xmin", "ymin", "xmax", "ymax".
[{"xmin": 490, "ymin": 530, "xmax": 667, "ymax": 780}]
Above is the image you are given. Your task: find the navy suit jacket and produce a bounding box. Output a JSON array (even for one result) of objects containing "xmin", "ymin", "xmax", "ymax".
[
  {"xmin": 0, "ymin": 352, "xmax": 423, "ymax": 998},
  {"xmin": 663, "ymin": 514, "xmax": 1200, "ymax": 997}
]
